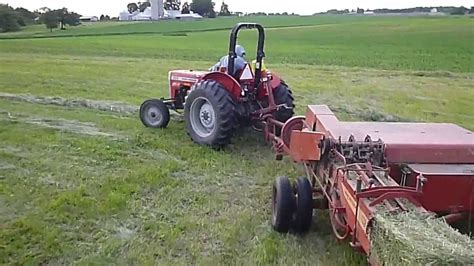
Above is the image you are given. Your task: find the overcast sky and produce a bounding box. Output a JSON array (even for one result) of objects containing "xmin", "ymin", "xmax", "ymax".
[{"xmin": 3, "ymin": 0, "xmax": 473, "ymax": 16}]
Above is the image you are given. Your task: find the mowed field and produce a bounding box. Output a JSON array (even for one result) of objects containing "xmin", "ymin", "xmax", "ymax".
[{"xmin": 0, "ymin": 15, "xmax": 473, "ymax": 264}]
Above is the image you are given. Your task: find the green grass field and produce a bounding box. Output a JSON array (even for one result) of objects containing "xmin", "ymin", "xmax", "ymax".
[
  {"xmin": 0, "ymin": 15, "xmax": 473, "ymax": 265},
  {"xmin": 1, "ymin": 16, "xmax": 473, "ymax": 72}
]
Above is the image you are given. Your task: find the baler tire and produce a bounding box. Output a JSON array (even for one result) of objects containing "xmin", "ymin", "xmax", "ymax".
[
  {"xmin": 185, "ymin": 80, "xmax": 237, "ymax": 149},
  {"xmin": 140, "ymin": 99, "xmax": 170, "ymax": 128},
  {"xmin": 293, "ymin": 177, "xmax": 313, "ymax": 233},
  {"xmin": 272, "ymin": 176, "xmax": 296, "ymax": 233},
  {"xmin": 273, "ymin": 82, "xmax": 295, "ymax": 123}
]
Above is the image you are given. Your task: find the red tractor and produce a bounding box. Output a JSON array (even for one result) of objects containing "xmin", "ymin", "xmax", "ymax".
[{"xmin": 140, "ymin": 23, "xmax": 294, "ymax": 148}]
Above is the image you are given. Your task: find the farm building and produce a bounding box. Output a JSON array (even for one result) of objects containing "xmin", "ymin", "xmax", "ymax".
[
  {"xmin": 80, "ymin": 16, "xmax": 99, "ymax": 22},
  {"xmin": 119, "ymin": 0, "xmax": 202, "ymax": 21}
]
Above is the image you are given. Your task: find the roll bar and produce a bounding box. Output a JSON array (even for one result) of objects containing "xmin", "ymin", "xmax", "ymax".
[{"xmin": 227, "ymin": 23, "xmax": 265, "ymax": 88}]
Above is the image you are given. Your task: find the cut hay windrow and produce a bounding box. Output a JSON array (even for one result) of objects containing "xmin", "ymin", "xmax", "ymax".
[
  {"xmin": 0, "ymin": 92, "xmax": 138, "ymax": 115},
  {"xmin": 370, "ymin": 210, "xmax": 474, "ymax": 265},
  {"xmin": 0, "ymin": 92, "xmax": 185, "ymax": 120}
]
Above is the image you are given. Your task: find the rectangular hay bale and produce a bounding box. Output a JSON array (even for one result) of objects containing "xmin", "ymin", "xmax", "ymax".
[{"xmin": 370, "ymin": 211, "xmax": 474, "ymax": 265}]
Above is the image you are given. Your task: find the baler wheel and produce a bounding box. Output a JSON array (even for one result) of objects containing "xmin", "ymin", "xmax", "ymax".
[
  {"xmin": 140, "ymin": 99, "xmax": 170, "ymax": 128},
  {"xmin": 272, "ymin": 176, "xmax": 295, "ymax": 233},
  {"xmin": 185, "ymin": 80, "xmax": 237, "ymax": 149},
  {"xmin": 273, "ymin": 82, "xmax": 295, "ymax": 123},
  {"xmin": 293, "ymin": 177, "xmax": 313, "ymax": 233}
]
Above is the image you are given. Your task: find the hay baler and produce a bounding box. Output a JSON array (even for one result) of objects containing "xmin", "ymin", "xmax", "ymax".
[{"xmin": 268, "ymin": 105, "xmax": 474, "ymax": 262}]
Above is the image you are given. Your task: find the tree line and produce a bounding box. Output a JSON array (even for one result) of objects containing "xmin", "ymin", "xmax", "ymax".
[
  {"xmin": 318, "ymin": 6, "xmax": 474, "ymax": 15},
  {"xmin": 0, "ymin": 4, "xmax": 81, "ymax": 33}
]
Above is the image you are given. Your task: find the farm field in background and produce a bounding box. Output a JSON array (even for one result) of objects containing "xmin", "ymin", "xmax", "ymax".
[
  {"xmin": 0, "ymin": 15, "xmax": 416, "ymax": 38},
  {"xmin": 0, "ymin": 15, "xmax": 473, "ymax": 264},
  {"xmin": 1, "ymin": 16, "xmax": 473, "ymax": 72}
]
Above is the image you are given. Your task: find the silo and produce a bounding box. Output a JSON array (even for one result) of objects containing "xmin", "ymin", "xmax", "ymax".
[{"xmin": 151, "ymin": 0, "xmax": 164, "ymax": 20}]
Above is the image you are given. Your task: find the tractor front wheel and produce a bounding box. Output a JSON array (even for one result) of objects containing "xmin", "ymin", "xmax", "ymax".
[
  {"xmin": 185, "ymin": 80, "xmax": 237, "ymax": 149},
  {"xmin": 272, "ymin": 176, "xmax": 295, "ymax": 233},
  {"xmin": 140, "ymin": 99, "xmax": 170, "ymax": 128}
]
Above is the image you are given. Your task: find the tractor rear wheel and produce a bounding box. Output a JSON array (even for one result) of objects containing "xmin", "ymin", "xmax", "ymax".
[
  {"xmin": 293, "ymin": 177, "xmax": 313, "ymax": 233},
  {"xmin": 273, "ymin": 82, "xmax": 295, "ymax": 123},
  {"xmin": 140, "ymin": 99, "xmax": 170, "ymax": 128},
  {"xmin": 185, "ymin": 80, "xmax": 237, "ymax": 149},
  {"xmin": 272, "ymin": 176, "xmax": 295, "ymax": 233}
]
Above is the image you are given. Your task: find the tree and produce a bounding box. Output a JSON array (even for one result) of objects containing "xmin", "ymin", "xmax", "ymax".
[
  {"xmin": 0, "ymin": 5, "xmax": 20, "ymax": 32},
  {"xmin": 64, "ymin": 11, "xmax": 80, "ymax": 26},
  {"xmin": 356, "ymin": 8, "xmax": 364, "ymax": 14},
  {"xmin": 15, "ymin": 7, "xmax": 37, "ymax": 25},
  {"xmin": 191, "ymin": 0, "xmax": 215, "ymax": 17},
  {"xmin": 209, "ymin": 9, "xmax": 216, "ymax": 18},
  {"xmin": 181, "ymin": 2, "xmax": 191, "ymax": 14},
  {"xmin": 450, "ymin": 6, "xmax": 467, "ymax": 15},
  {"xmin": 40, "ymin": 10, "xmax": 58, "ymax": 32},
  {"xmin": 127, "ymin": 3, "xmax": 139, "ymax": 13},
  {"xmin": 100, "ymin": 14, "xmax": 111, "ymax": 21},
  {"xmin": 139, "ymin": 1, "xmax": 151, "ymax": 12},
  {"xmin": 164, "ymin": 0, "xmax": 181, "ymax": 10},
  {"xmin": 219, "ymin": 1, "xmax": 231, "ymax": 16},
  {"xmin": 40, "ymin": 8, "xmax": 80, "ymax": 32},
  {"xmin": 38, "ymin": 7, "xmax": 51, "ymax": 14},
  {"xmin": 246, "ymin": 12, "xmax": 267, "ymax": 16},
  {"xmin": 53, "ymin": 8, "xmax": 80, "ymax": 29}
]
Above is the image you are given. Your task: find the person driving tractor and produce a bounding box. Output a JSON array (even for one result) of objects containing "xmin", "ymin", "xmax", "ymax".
[{"xmin": 210, "ymin": 44, "xmax": 247, "ymax": 75}]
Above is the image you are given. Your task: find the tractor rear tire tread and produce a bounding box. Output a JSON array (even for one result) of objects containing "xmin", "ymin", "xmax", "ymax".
[
  {"xmin": 274, "ymin": 82, "xmax": 295, "ymax": 123},
  {"xmin": 185, "ymin": 80, "xmax": 237, "ymax": 149}
]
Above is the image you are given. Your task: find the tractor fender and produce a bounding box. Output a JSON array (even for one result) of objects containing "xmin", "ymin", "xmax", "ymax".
[
  {"xmin": 270, "ymin": 72, "xmax": 283, "ymax": 89},
  {"xmin": 257, "ymin": 72, "xmax": 283, "ymax": 100},
  {"xmin": 201, "ymin": 72, "xmax": 242, "ymax": 100}
]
